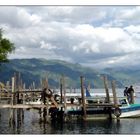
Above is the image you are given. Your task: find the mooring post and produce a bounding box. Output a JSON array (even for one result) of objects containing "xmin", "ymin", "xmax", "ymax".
[
  {"xmin": 59, "ymin": 77, "xmax": 64, "ymax": 122},
  {"xmin": 111, "ymin": 81, "xmax": 118, "ymax": 107},
  {"xmin": 62, "ymin": 75, "xmax": 67, "ymax": 113},
  {"xmin": 0, "ymin": 86, "xmax": 1, "ymax": 103},
  {"xmin": 32, "ymin": 81, "xmax": 35, "ymax": 101},
  {"xmin": 60, "ymin": 77, "xmax": 63, "ymax": 108},
  {"xmin": 111, "ymin": 80, "xmax": 117, "ymax": 120},
  {"xmin": 9, "ymin": 108, "xmax": 16, "ymax": 127},
  {"xmin": 14, "ymin": 72, "xmax": 20, "ymax": 104},
  {"xmin": 6, "ymin": 81, "xmax": 10, "ymax": 97},
  {"xmin": 45, "ymin": 78, "xmax": 50, "ymax": 123},
  {"xmin": 10, "ymin": 77, "xmax": 16, "ymax": 127},
  {"xmin": 17, "ymin": 109, "xmax": 21, "ymax": 131},
  {"xmin": 23, "ymin": 83, "xmax": 26, "ymax": 104},
  {"xmin": 103, "ymin": 76, "xmax": 110, "ymax": 103},
  {"xmin": 80, "ymin": 76, "xmax": 86, "ymax": 120},
  {"xmin": 14, "ymin": 73, "xmax": 18, "ymax": 104},
  {"xmin": 111, "ymin": 80, "xmax": 120, "ymax": 120},
  {"xmin": 60, "ymin": 78, "xmax": 63, "ymax": 105},
  {"xmin": 11, "ymin": 77, "xmax": 15, "ymax": 105}
]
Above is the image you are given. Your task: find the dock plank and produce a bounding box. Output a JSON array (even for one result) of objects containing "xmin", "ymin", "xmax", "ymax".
[{"xmin": 0, "ymin": 103, "xmax": 118, "ymax": 109}]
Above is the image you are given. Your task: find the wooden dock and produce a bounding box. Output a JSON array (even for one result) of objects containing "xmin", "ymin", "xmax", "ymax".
[{"xmin": 0, "ymin": 74, "xmax": 123, "ymax": 123}]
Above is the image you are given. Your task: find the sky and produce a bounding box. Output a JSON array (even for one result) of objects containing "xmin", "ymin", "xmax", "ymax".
[{"xmin": 1, "ymin": 6, "xmax": 140, "ymax": 69}]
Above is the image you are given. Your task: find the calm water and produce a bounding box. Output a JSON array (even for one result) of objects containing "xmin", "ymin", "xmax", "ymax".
[{"xmin": 1, "ymin": 89, "xmax": 140, "ymax": 134}]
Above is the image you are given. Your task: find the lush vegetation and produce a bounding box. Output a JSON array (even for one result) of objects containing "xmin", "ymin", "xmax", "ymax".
[{"xmin": 0, "ymin": 28, "xmax": 15, "ymax": 63}]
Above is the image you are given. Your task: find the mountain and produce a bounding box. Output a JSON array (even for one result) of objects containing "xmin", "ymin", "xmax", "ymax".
[
  {"xmin": 0, "ymin": 58, "xmax": 135, "ymax": 88},
  {"xmin": 102, "ymin": 67, "xmax": 140, "ymax": 86}
]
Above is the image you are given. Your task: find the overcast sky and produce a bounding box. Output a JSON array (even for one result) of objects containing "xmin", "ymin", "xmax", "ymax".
[{"xmin": 1, "ymin": 6, "xmax": 140, "ymax": 69}]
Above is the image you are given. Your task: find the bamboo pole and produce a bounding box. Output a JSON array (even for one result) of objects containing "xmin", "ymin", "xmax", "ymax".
[{"xmin": 80, "ymin": 76, "xmax": 86, "ymax": 120}]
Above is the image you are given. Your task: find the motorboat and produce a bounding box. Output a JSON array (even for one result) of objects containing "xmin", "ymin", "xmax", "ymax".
[{"xmin": 112, "ymin": 97, "xmax": 140, "ymax": 118}]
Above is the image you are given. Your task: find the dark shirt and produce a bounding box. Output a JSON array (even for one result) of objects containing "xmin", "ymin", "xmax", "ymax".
[
  {"xmin": 124, "ymin": 88, "xmax": 128, "ymax": 96},
  {"xmin": 127, "ymin": 87, "xmax": 134, "ymax": 94}
]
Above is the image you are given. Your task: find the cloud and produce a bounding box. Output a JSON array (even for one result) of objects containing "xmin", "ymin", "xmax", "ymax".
[
  {"xmin": 27, "ymin": 6, "xmax": 106, "ymax": 24},
  {"xmin": 0, "ymin": 6, "xmax": 41, "ymax": 28},
  {"xmin": 0, "ymin": 6, "xmax": 140, "ymax": 69},
  {"xmin": 114, "ymin": 6, "xmax": 140, "ymax": 26}
]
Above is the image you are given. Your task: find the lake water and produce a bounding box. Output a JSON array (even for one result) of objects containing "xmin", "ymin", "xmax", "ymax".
[{"xmin": 1, "ymin": 89, "xmax": 140, "ymax": 134}]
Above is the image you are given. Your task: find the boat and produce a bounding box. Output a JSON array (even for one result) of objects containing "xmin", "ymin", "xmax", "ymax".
[
  {"xmin": 112, "ymin": 97, "xmax": 140, "ymax": 118},
  {"xmin": 64, "ymin": 97, "xmax": 140, "ymax": 120},
  {"xmin": 84, "ymin": 88, "xmax": 140, "ymax": 118}
]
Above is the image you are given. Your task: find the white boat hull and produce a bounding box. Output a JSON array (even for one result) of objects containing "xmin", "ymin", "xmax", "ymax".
[
  {"xmin": 120, "ymin": 110, "xmax": 140, "ymax": 118},
  {"xmin": 112, "ymin": 104, "xmax": 140, "ymax": 118}
]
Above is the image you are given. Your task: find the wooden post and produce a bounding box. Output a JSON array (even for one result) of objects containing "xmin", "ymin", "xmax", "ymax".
[
  {"xmin": 59, "ymin": 77, "xmax": 64, "ymax": 122},
  {"xmin": 103, "ymin": 76, "xmax": 110, "ymax": 103},
  {"xmin": 60, "ymin": 78, "xmax": 63, "ymax": 105},
  {"xmin": 21, "ymin": 108, "xmax": 24, "ymax": 123},
  {"xmin": 111, "ymin": 81, "xmax": 118, "ymax": 107},
  {"xmin": 19, "ymin": 78, "xmax": 23, "ymax": 103},
  {"xmin": 10, "ymin": 77, "xmax": 16, "ymax": 127},
  {"xmin": 0, "ymin": 84, "xmax": 1, "ymax": 103},
  {"xmin": 9, "ymin": 108, "xmax": 16, "ymax": 127},
  {"xmin": 23, "ymin": 83, "xmax": 26, "ymax": 104},
  {"xmin": 6, "ymin": 81, "xmax": 10, "ymax": 97},
  {"xmin": 80, "ymin": 76, "xmax": 86, "ymax": 120},
  {"xmin": 111, "ymin": 80, "xmax": 121, "ymax": 120},
  {"xmin": 14, "ymin": 72, "xmax": 19, "ymax": 104},
  {"xmin": 62, "ymin": 75, "xmax": 67, "ymax": 113},
  {"xmin": 17, "ymin": 108, "xmax": 22, "ymax": 132},
  {"xmin": 45, "ymin": 78, "xmax": 50, "ymax": 123},
  {"xmin": 11, "ymin": 77, "xmax": 15, "ymax": 105}
]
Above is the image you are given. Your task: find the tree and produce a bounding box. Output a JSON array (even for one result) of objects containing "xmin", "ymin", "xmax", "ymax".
[{"xmin": 0, "ymin": 28, "xmax": 15, "ymax": 63}]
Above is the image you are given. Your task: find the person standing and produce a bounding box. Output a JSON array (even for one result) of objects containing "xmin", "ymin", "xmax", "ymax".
[
  {"xmin": 123, "ymin": 87, "xmax": 128, "ymax": 96},
  {"xmin": 127, "ymin": 85, "xmax": 135, "ymax": 104}
]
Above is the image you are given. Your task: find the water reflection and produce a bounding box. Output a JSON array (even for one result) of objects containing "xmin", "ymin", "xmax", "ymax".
[
  {"xmin": 1, "ymin": 108, "xmax": 140, "ymax": 134},
  {"xmin": 0, "ymin": 109, "xmax": 130, "ymax": 134},
  {"xmin": 8, "ymin": 108, "xmax": 24, "ymax": 134}
]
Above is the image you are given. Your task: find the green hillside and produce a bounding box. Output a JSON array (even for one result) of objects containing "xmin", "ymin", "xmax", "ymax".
[
  {"xmin": 0, "ymin": 58, "xmax": 128, "ymax": 88},
  {"xmin": 103, "ymin": 68, "xmax": 140, "ymax": 86}
]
